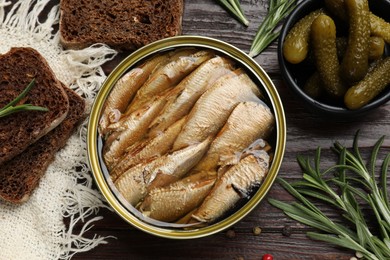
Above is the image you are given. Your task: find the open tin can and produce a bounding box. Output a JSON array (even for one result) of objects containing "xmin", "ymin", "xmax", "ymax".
[{"xmin": 87, "ymin": 35, "xmax": 286, "ymax": 239}]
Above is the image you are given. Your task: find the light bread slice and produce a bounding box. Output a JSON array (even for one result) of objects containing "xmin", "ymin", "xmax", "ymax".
[{"xmin": 0, "ymin": 47, "xmax": 69, "ymax": 165}]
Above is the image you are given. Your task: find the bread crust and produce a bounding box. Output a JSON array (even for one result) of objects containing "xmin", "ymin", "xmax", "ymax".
[
  {"xmin": 0, "ymin": 47, "xmax": 69, "ymax": 165},
  {"xmin": 59, "ymin": 0, "xmax": 184, "ymax": 50},
  {"xmin": 0, "ymin": 86, "xmax": 85, "ymax": 203}
]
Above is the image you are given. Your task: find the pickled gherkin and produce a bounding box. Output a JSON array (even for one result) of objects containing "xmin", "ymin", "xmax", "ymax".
[
  {"xmin": 304, "ymin": 72, "xmax": 323, "ymax": 99},
  {"xmin": 324, "ymin": 0, "xmax": 346, "ymax": 21},
  {"xmin": 340, "ymin": 0, "xmax": 370, "ymax": 84},
  {"xmin": 325, "ymin": 0, "xmax": 390, "ymax": 43},
  {"xmin": 282, "ymin": 8, "xmax": 324, "ymax": 64},
  {"xmin": 367, "ymin": 37, "xmax": 386, "ymax": 61},
  {"xmin": 336, "ymin": 37, "xmax": 385, "ymax": 61},
  {"xmin": 370, "ymin": 13, "xmax": 390, "ymax": 44},
  {"xmin": 311, "ymin": 14, "xmax": 346, "ymax": 98},
  {"xmin": 344, "ymin": 57, "xmax": 390, "ymax": 109}
]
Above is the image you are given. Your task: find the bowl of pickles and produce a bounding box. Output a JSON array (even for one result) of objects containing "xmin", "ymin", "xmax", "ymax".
[{"xmin": 278, "ymin": 0, "xmax": 390, "ymax": 118}]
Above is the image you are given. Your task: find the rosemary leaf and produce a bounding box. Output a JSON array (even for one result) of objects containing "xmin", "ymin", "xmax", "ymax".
[
  {"xmin": 277, "ymin": 177, "xmax": 324, "ymax": 216},
  {"xmin": 373, "ymin": 191, "xmax": 390, "ymax": 233},
  {"xmin": 269, "ymin": 199, "xmax": 336, "ymax": 234},
  {"xmin": 352, "ymin": 130, "xmax": 368, "ymax": 174},
  {"xmin": 337, "ymin": 147, "xmax": 347, "ymax": 182},
  {"xmin": 370, "ymin": 136, "xmax": 385, "ymax": 181},
  {"xmin": 307, "ymin": 232, "xmax": 378, "ymax": 260},
  {"xmin": 290, "ymin": 180, "xmax": 319, "ymax": 189},
  {"xmin": 0, "ymin": 79, "xmax": 48, "ymax": 118},
  {"xmin": 308, "ymin": 232, "xmax": 360, "ymax": 252},
  {"xmin": 294, "ymin": 188, "xmax": 339, "ymax": 207},
  {"xmin": 216, "ymin": 0, "xmax": 249, "ymax": 26},
  {"xmin": 285, "ymin": 211, "xmax": 335, "ymax": 234},
  {"xmin": 270, "ymin": 132, "xmax": 390, "ymax": 260},
  {"xmin": 0, "ymin": 104, "xmax": 48, "ymax": 118},
  {"xmin": 361, "ymin": 223, "xmax": 387, "ymax": 260},
  {"xmin": 330, "ymin": 179, "xmax": 369, "ymax": 203},
  {"xmin": 342, "ymin": 183, "xmax": 361, "ymax": 217},
  {"xmin": 3, "ymin": 78, "xmax": 36, "ymax": 109},
  {"xmin": 381, "ymin": 154, "xmax": 390, "ymax": 209},
  {"xmin": 384, "ymin": 238, "xmax": 390, "ymax": 250},
  {"xmin": 371, "ymin": 236, "xmax": 390, "ymax": 258},
  {"xmin": 368, "ymin": 194, "xmax": 390, "ymax": 239},
  {"xmin": 249, "ymin": 0, "xmax": 296, "ymax": 57}
]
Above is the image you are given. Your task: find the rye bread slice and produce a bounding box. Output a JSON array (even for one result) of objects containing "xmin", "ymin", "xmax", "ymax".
[
  {"xmin": 0, "ymin": 86, "xmax": 86, "ymax": 203},
  {"xmin": 59, "ymin": 0, "xmax": 184, "ymax": 50},
  {"xmin": 0, "ymin": 47, "xmax": 69, "ymax": 165}
]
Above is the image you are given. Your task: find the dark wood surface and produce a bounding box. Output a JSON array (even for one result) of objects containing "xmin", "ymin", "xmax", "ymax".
[{"xmin": 66, "ymin": 1, "xmax": 390, "ymax": 259}]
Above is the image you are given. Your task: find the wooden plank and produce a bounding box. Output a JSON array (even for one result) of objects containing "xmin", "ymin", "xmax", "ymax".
[{"xmin": 64, "ymin": 0, "xmax": 390, "ymax": 259}]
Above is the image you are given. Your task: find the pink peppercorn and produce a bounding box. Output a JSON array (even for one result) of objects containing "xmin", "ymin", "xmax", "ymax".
[{"xmin": 262, "ymin": 254, "xmax": 273, "ymax": 260}]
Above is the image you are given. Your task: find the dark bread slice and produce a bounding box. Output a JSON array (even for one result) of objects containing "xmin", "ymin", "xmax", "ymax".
[
  {"xmin": 59, "ymin": 0, "xmax": 184, "ymax": 50},
  {"xmin": 0, "ymin": 86, "xmax": 85, "ymax": 203},
  {"xmin": 0, "ymin": 47, "xmax": 69, "ymax": 165}
]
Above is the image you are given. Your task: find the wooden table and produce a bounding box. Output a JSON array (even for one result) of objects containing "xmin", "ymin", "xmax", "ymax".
[{"xmin": 72, "ymin": 1, "xmax": 390, "ymax": 259}]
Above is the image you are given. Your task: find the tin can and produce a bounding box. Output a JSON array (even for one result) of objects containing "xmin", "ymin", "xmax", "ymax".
[{"xmin": 87, "ymin": 35, "xmax": 286, "ymax": 239}]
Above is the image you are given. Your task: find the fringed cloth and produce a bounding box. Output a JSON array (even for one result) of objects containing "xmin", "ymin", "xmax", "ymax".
[{"xmin": 0, "ymin": 0, "xmax": 118, "ymax": 259}]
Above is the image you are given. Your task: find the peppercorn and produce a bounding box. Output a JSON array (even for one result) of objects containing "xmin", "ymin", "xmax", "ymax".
[
  {"xmin": 282, "ymin": 225, "xmax": 292, "ymax": 237},
  {"xmin": 253, "ymin": 226, "xmax": 262, "ymax": 236},
  {"xmin": 226, "ymin": 229, "xmax": 236, "ymax": 238},
  {"xmin": 262, "ymin": 253, "xmax": 273, "ymax": 260}
]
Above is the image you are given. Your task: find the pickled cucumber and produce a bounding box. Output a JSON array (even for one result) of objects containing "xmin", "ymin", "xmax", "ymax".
[
  {"xmin": 370, "ymin": 13, "xmax": 390, "ymax": 44},
  {"xmin": 336, "ymin": 37, "xmax": 385, "ymax": 61},
  {"xmin": 304, "ymin": 72, "xmax": 323, "ymax": 99},
  {"xmin": 283, "ymin": 8, "xmax": 324, "ymax": 64},
  {"xmin": 311, "ymin": 14, "xmax": 347, "ymax": 98},
  {"xmin": 368, "ymin": 37, "xmax": 386, "ymax": 60},
  {"xmin": 344, "ymin": 57, "xmax": 390, "ymax": 109},
  {"xmin": 324, "ymin": 0, "xmax": 390, "ymax": 43},
  {"xmin": 324, "ymin": 0, "xmax": 346, "ymax": 21},
  {"xmin": 340, "ymin": 0, "xmax": 370, "ymax": 84}
]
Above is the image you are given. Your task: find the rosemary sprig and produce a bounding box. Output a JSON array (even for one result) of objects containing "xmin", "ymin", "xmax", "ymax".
[
  {"xmin": 249, "ymin": 0, "xmax": 296, "ymax": 57},
  {"xmin": 269, "ymin": 131, "xmax": 390, "ymax": 260},
  {"xmin": 216, "ymin": 0, "xmax": 249, "ymax": 26},
  {"xmin": 0, "ymin": 79, "xmax": 48, "ymax": 118},
  {"xmin": 216, "ymin": 0, "xmax": 296, "ymax": 56}
]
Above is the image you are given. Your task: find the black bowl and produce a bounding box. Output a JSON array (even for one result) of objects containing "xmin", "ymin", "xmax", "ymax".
[{"xmin": 278, "ymin": 0, "xmax": 390, "ymax": 118}]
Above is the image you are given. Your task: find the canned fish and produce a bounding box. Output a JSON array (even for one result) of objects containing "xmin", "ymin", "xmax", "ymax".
[{"xmin": 87, "ymin": 36, "xmax": 286, "ymax": 239}]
